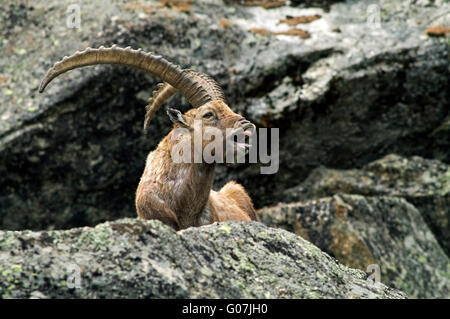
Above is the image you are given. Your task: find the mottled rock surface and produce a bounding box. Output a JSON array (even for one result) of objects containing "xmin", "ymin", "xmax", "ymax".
[
  {"xmin": 0, "ymin": 219, "xmax": 407, "ymax": 299},
  {"xmin": 1, "ymin": 0, "xmax": 449, "ymax": 230},
  {"xmin": 259, "ymin": 194, "xmax": 450, "ymax": 298},
  {"xmin": 283, "ymin": 154, "xmax": 450, "ymax": 256}
]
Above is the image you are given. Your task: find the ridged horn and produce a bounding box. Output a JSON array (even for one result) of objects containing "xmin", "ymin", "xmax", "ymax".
[
  {"xmin": 143, "ymin": 70, "xmax": 226, "ymax": 129},
  {"xmin": 186, "ymin": 70, "xmax": 225, "ymax": 102},
  {"xmin": 144, "ymin": 82, "xmax": 177, "ymax": 130},
  {"xmin": 38, "ymin": 45, "xmax": 212, "ymax": 109}
]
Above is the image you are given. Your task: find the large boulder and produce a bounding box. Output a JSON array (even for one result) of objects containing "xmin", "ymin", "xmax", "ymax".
[
  {"xmin": 259, "ymin": 194, "xmax": 450, "ymax": 298},
  {"xmin": 283, "ymin": 154, "xmax": 450, "ymax": 256},
  {"xmin": 0, "ymin": 218, "xmax": 407, "ymax": 298},
  {"xmin": 0, "ymin": 0, "xmax": 449, "ymax": 230}
]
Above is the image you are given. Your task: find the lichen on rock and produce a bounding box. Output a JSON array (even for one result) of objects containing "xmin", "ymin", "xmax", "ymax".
[
  {"xmin": 0, "ymin": 218, "xmax": 407, "ymax": 299},
  {"xmin": 259, "ymin": 192, "xmax": 450, "ymax": 298}
]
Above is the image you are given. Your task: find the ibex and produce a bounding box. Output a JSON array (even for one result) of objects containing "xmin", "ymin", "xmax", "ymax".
[{"xmin": 39, "ymin": 45, "xmax": 258, "ymax": 230}]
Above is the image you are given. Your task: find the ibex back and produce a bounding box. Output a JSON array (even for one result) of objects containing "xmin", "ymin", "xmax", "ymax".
[{"xmin": 39, "ymin": 45, "xmax": 258, "ymax": 230}]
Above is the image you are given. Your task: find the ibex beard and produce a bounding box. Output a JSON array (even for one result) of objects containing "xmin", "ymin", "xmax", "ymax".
[{"xmin": 38, "ymin": 46, "xmax": 259, "ymax": 231}]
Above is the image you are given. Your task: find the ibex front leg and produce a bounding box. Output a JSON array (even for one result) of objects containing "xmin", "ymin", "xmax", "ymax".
[{"xmin": 135, "ymin": 187, "xmax": 181, "ymax": 230}]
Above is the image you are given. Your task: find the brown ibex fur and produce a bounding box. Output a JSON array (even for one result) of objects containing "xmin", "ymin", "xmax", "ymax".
[
  {"xmin": 39, "ymin": 45, "xmax": 258, "ymax": 230},
  {"xmin": 136, "ymin": 100, "xmax": 258, "ymax": 230}
]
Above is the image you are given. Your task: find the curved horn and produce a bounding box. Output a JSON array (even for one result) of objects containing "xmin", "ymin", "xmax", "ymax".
[
  {"xmin": 187, "ymin": 70, "xmax": 225, "ymax": 102},
  {"xmin": 143, "ymin": 70, "xmax": 226, "ymax": 129},
  {"xmin": 144, "ymin": 82, "xmax": 177, "ymax": 130},
  {"xmin": 38, "ymin": 45, "xmax": 212, "ymax": 109}
]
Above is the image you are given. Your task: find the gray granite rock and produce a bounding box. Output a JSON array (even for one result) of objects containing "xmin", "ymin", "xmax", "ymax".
[
  {"xmin": 283, "ymin": 154, "xmax": 450, "ymax": 256},
  {"xmin": 259, "ymin": 194, "xmax": 450, "ymax": 298},
  {"xmin": 0, "ymin": 218, "xmax": 407, "ymax": 298}
]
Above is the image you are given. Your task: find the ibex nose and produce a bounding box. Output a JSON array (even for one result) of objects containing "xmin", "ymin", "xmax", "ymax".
[
  {"xmin": 239, "ymin": 118, "xmax": 250, "ymax": 125},
  {"xmin": 234, "ymin": 116, "xmax": 255, "ymax": 137},
  {"xmin": 234, "ymin": 116, "xmax": 251, "ymax": 128},
  {"xmin": 235, "ymin": 117, "xmax": 250, "ymax": 127}
]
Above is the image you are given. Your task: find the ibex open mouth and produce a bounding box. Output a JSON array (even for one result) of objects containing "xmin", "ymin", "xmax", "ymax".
[{"xmin": 229, "ymin": 123, "xmax": 256, "ymax": 154}]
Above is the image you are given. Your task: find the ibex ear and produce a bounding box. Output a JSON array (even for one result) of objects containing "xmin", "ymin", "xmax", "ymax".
[{"xmin": 167, "ymin": 108, "xmax": 189, "ymax": 128}]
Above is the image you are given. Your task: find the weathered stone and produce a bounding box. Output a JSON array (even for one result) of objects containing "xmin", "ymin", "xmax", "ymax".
[
  {"xmin": 259, "ymin": 194, "xmax": 450, "ymax": 298},
  {"xmin": 0, "ymin": 218, "xmax": 407, "ymax": 299},
  {"xmin": 283, "ymin": 154, "xmax": 450, "ymax": 256}
]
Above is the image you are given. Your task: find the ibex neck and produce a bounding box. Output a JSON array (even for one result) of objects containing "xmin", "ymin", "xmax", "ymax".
[{"xmin": 159, "ymin": 131, "xmax": 216, "ymax": 227}]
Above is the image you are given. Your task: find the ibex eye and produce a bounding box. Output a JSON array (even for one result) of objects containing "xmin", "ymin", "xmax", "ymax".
[{"xmin": 203, "ymin": 112, "xmax": 214, "ymax": 118}]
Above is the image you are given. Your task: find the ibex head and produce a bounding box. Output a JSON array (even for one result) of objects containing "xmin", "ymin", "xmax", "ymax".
[
  {"xmin": 39, "ymin": 45, "xmax": 255, "ymax": 164},
  {"xmin": 167, "ymin": 100, "xmax": 255, "ymax": 162}
]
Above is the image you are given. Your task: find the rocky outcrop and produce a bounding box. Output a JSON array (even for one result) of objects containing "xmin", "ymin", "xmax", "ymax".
[
  {"xmin": 282, "ymin": 154, "xmax": 450, "ymax": 257},
  {"xmin": 0, "ymin": 0, "xmax": 449, "ymax": 230},
  {"xmin": 259, "ymin": 154, "xmax": 450, "ymax": 298},
  {"xmin": 0, "ymin": 218, "xmax": 407, "ymax": 299},
  {"xmin": 259, "ymin": 192, "xmax": 450, "ymax": 298}
]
